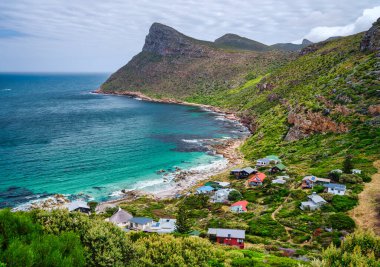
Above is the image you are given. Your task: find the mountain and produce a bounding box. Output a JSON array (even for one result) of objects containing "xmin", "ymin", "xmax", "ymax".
[
  {"xmin": 270, "ymin": 38, "xmax": 313, "ymax": 51},
  {"xmin": 100, "ymin": 23, "xmax": 292, "ymax": 98},
  {"xmin": 214, "ymin": 33, "xmax": 270, "ymax": 51}
]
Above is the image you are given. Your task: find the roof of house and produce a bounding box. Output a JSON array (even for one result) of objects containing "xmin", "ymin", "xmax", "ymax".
[
  {"xmin": 231, "ymin": 168, "xmax": 242, "ymax": 172},
  {"xmin": 272, "ymin": 178, "xmax": 286, "ymax": 184},
  {"xmin": 196, "ymin": 186, "xmax": 214, "ymax": 193},
  {"xmin": 302, "ymin": 176, "xmax": 331, "ymax": 183},
  {"xmin": 231, "ymin": 200, "xmax": 249, "ymax": 211},
  {"xmin": 109, "ymin": 208, "xmax": 133, "ymax": 224},
  {"xmin": 215, "ymin": 188, "xmax": 233, "ymax": 196},
  {"xmin": 324, "ymin": 183, "xmax": 346, "ymax": 190},
  {"xmin": 242, "ymin": 167, "xmax": 256, "ymax": 174},
  {"xmin": 265, "ymin": 155, "xmax": 281, "ymax": 161},
  {"xmin": 257, "ymin": 158, "xmax": 270, "ymax": 164},
  {"xmin": 129, "ymin": 217, "xmax": 153, "ymax": 225},
  {"xmin": 216, "ymin": 181, "xmax": 230, "ymax": 187},
  {"xmin": 274, "ymin": 163, "xmax": 286, "ymax": 170},
  {"xmin": 208, "ymin": 228, "xmax": 245, "ymax": 239},
  {"xmin": 331, "ymin": 169, "xmax": 343, "ymax": 173},
  {"xmin": 67, "ymin": 200, "xmax": 90, "ymax": 212},
  {"xmin": 204, "ymin": 181, "xmax": 222, "ymax": 189},
  {"xmin": 308, "ymin": 193, "xmax": 327, "ymax": 204},
  {"xmin": 248, "ymin": 172, "xmax": 267, "ymax": 183},
  {"xmin": 276, "ymin": 175, "xmax": 290, "ymax": 179}
]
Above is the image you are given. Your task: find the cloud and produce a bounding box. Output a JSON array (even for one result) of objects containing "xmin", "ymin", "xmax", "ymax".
[{"xmin": 296, "ymin": 5, "xmax": 380, "ymax": 43}]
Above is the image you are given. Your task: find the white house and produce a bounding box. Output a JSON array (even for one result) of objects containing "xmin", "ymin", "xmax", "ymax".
[
  {"xmin": 150, "ymin": 218, "xmax": 177, "ymax": 233},
  {"xmin": 256, "ymin": 158, "xmax": 270, "ymax": 167},
  {"xmin": 323, "ymin": 183, "xmax": 346, "ymax": 195},
  {"xmin": 128, "ymin": 217, "xmax": 153, "ymax": 231},
  {"xmin": 107, "ymin": 208, "xmax": 133, "ymax": 227},
  {"xmin": 211, "ymin": 189, "xmax": 234, "ymax": 203},
  {"xmin": 352, "ymin": 169, "xmax": 362, "ymax": 174},
  {"xmin": 272, "ymin": 178, "xmax": 287, "ymax": 184},
  {"xmin": 300, "ymin": 192, "xmax": 327, "ymax": 211},
  {"xmin": 331, "ymin": 169, "xmax": 343, "ymax": 174}
]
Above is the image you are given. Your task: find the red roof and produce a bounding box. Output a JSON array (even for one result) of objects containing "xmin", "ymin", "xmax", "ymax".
[
  {"xmin": 248, "ymin": 172, "xmax": 266, "ymax": 183},
  {"xmin": 231, "ymin": 200, "xmax": 249, "ymax": 211}
]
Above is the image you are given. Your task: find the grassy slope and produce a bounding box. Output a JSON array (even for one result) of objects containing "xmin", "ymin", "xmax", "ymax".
[{"xmin": 187, "ymin": 32, "xmax": 380, "ymax": 175}]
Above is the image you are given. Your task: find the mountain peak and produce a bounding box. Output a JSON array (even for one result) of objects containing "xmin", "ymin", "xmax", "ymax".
[
  {"xmin": 302, "ymin": 39, "xmax": 313, "ymax": 45},
  {"xmin": 214, "ymin": 33, "xmax": 269, "ymax": 51},
  {"xmin": 142, "ymin": 22, "xmax": 209, "ymax": 57}
]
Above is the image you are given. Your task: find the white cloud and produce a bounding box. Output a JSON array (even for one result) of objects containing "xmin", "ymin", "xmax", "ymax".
[{"xmin": 296, "ymin": 5, "xmax": 380, "ymax": 43}]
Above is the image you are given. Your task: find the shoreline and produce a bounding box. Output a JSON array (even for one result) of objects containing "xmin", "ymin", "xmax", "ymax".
[{"xmin": 94, "ymin": 89, "xmax": 250, "ymax": 207}]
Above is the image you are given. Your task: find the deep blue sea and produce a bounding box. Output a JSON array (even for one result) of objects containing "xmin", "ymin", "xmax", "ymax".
[{"xmin": 0, "ymin": 73, "xmax": 247, "ymax": 208}]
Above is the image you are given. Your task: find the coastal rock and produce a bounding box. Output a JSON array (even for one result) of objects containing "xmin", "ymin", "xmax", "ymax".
[{"xmin": 360, "ymin": 18, "xmax": 380, "ymax": 53}]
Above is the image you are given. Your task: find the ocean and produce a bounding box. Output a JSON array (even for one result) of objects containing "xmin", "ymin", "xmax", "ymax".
[{"xmin": 0, "ymin": 73, "xmax": 248, "ymax": 208}]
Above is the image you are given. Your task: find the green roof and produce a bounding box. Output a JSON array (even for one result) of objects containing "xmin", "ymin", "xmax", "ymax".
[
  {"xmin": 275, "ymin": 163, "xmax": 286, "ymax": 170},
  {"xmin": 204, "ymin": 181, "xmax": 222, "ymax": 189},
  {"xmin": 265, "ymin": 155, "xmax": 281, "ymax": 161},
  {"xmin": 189, "ymin": 230, "xmax": 200, "ymax": 236}
]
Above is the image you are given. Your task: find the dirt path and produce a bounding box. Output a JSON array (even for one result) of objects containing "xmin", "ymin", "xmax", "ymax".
[{"xmin": 349, "ymin": 160, "xmax": 380, "ymax": 235}]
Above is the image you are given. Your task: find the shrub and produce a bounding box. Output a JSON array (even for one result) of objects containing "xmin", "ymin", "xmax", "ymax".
[
  {"xmin": 339, "ymin": 174, "xmax": 362, "ymax": 184},
  {"xmin": 290, "ymin": 190, "xmax": 307, "ymax": 201},
  {"xmin": 327, "ymin": 213, "xmax": 355, "ymax": 231},
  {"xmin": 228, "ymin": 190, "xmax": 243, "ymax": 201},
  {"xmin": 313, "ymin": 185, "xmax": 325, "ymax": 193},
  {"xmin": 248, "ymin": 214, "xmax": 286, "ymax": 239},
  {"xmin": 319, "ymin": 192, "xmax": 334, "ymax": 202},
  {"xmin": 343, "ymin": 155, "xmax": 353, "ymax": 174},
  {"xmin": 331, "ymin": 195, "xmax": 358, "ymax": 212}
]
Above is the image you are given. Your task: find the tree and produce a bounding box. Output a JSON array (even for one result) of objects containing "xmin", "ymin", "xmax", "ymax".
[
  {"xmin": 228, "ymin": 190, "xmax": 243, "ymax": 201},
  {"xmin": 175, "ymin": 206, "xmax": 192, "ymax": 234},
  {"xmin": 343, "ymin": 155, "xmax": 353, "ymax": 174}
]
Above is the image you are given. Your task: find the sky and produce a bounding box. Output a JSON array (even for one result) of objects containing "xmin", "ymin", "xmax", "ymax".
[{"xmin": 0, "ymin": 1, "xmax": 379, "ymax": 73}]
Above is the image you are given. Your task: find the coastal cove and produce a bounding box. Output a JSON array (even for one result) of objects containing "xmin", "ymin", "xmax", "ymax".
[{"xmin": 0, "ymin": 73, "xmax": 249, "ymax": 209}]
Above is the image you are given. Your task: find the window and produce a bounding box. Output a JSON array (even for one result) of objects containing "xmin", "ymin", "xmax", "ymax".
[{"xmin": 238, "ymin": 239, "xmax": 243, "ymax": 243}]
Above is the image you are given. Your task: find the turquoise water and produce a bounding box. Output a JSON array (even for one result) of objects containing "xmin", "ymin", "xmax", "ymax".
[{"xmin": 0, "ymin": 73, "xmax": 247, "ymax": 207}]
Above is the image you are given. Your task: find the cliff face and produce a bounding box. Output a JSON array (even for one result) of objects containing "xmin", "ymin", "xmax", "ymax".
[
  {"xmin": 100, "ymin": 23, "xmax": 293, "ymax": 98},
  {"xmin": 360, "ymin": 18, "xmax": 380, "ymax": 53}
]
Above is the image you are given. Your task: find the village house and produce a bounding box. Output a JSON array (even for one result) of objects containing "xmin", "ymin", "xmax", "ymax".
[
  {"xmin": 331, "ymin": 169, "xmax": 343, "ymax": 174},
  {"xmin": 107, "ymin": 208, "xmax": 133, "ymax": 227},
  {"xmin": 230, "ymin": 167, "xmax": 257, "ymax": 179},
  {"xmin": 211, "ymin": 188, "xmax": 234, "ymax": 203},
  {"xmin": 150, "ymin": 218, "xmax": 177, "ymax": 233},
  {"xmin": 67, "ymin": 200, "xmax": 91, "ymax": 214},
  {"xmin": 302, "ymin": 176, "xmax": 331, "ymax": 189},
  {"xmin": 248, "ymin": 172, "xmax": 267, "ymax": 186},
  {"xmin": 300, "ymin": 192, "xmax": 327, "ymax": 211},
  {"xmin": 272, "ymin": 177, "xmax": 287, "ymax": 184},
  {"xmin": 128, "ymin": 217, "xmax": 154, "ymax": 231},
  {"xmin": 323, "ymin": 183, "xmax": 346, "ymax": 195},
  {"xmin": 270, "ymin": 163, "xmax": 287, "ymax": 173},
  {"xmin": 230, "ymin": 200, "xmax": 248, "ymax": 213},
  {"xmin": 352, "ymin": 169, "xmax": 362, "ymax": 174},
  {"xmin": 207, "ymin": 228, "xmax": 245, "ymax": 249},
  {"xmin": 214, "ymin": 181, "xmax": 230, "ymax": 187},
  {"xmin": 276, "ymin": 175, "xmax": 290, "ymax": 180},
  {"xmin": 265, "ymin": 155, "xmax": 281, "ymax": 164},
  {"xmin": 256, "ymin": 158, "xmax": 270, "ymax": 167},
  {"xmin": 196, "ymin": 185, "xmax": 214, "ymax": 194}
]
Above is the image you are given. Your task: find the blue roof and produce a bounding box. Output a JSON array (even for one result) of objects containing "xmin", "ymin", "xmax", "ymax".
[
  {"xmin": 257, "ymin": 158, "xmax": 270, "ymax": 163},
  {"xmin": 197, "ymin": 186, "xmax": 214, "ymax": 192},
  {"xmin": 129, "ymin": 217, "xmax": 153, "ymax": 225},
  {"xmin": 324, "ymin": 183, "xmax": 346, "ymax": 190}
]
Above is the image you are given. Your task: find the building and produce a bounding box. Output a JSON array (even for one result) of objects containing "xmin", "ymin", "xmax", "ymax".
[
  {"xmin": 107, "ymin": 208, "xmax": 133, "ymax": 227},
  {"xmin": 300, "ymin": 192, "xmax": 327, "ymax": 211},
  {"xmin": 352, "ymin": 169, "xmax": 362, "ymax": 174},
  {"xmin": 128, "ymin": 217, "xmax": 154, "ymax": 231},
  {"xmin": 265, "ymin": 155, "xmax": 281, "ymax": 164},
  {"xmin": 324, "ymin": 183, "xmax": 346, "ymax": 195},
  {"xmin": 270, "ymin": 163, "xmax": 287, "ymax": 173},
  {"xmin": 230, "ymin": 167, "xmax": 257, "ymax": 179},
  {"xmin": 211, "ymin": 189, "xmax": 234, "ymax": 203},
  {"xmin": 272, "ymin": 177, "xmax": 287, "ymax": 184},
  {"xmin": 302, "ymin": 176, "xmax": 331, "ymax": 189},
  {"xmin": 331, "ymin": 169, "xmax": 343, "ymax": 174},
  {"xmin": 215, "ymin": 181, "xmax": 230, "ymax": 187},
  {"xmin": 276, "ymin": 175, "xmax": 290, "ymax": 180},
  {"xmin": 207, "ymin": 228, "xmax": 245, "ymax": 249},
  {"xmin": 150, "ymin": 218, "xmax": 177, "ymax": 233},
  {"xmin": 196, "ymin": 186, "xmax": 214, "ymax": 194},
  {"xmin": 67, "ymin": 200, "xmax": 91, "ymax": 214},
  {"xmin": 256, "ymin": 158, "xmax": 270, "ymax": 167},
  {"xmin": 248, "ymin": 172, "xmax": 267, "ymax": 186},
  {"xmin": 230, "ymin": 200, "xmax": 248, "ymax": 213}
]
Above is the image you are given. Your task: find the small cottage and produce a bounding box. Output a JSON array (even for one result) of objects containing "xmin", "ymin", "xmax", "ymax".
[
  {"xmin": 265, "ymin": 155, "xmax": 281, "ymax": 164},
  {"xmin": 230, "ymin": 200, "xmax": 248, "ymax": 213},
  {"xmin": 67, "ymin": 200, "xmax": 91, "ymax": 214},
  {"xmin": 300, "ymin": 192, "xmax": 327, "ymax": 211},
  {"xmin": 272, "ymin": 177, "xmax": 287, "ymax": 184},
  {"xmin": 196, "ymin": 186, "xmax": 214, "ymax": 194},
  {"xmin": 207, "ymin": 228, "xmax": 245, "ymax": 249},
  {"xmin": 108, "ymin": 208, "xmax": 133, "ymax": 227},
  {"xmin": 211, "ymin": 188, "xmax": 234, "ymax": 203},
  {"xmin": 256, "ymin": 158, "xmax": 270, "ymax": 167},
  {"xmin": 128, "ymin": 217, "xmax": 153, "ymax": 231},
  {"xmin": 270, "ymin": 163, "xmax": 287, "ymax": 173},
  {"xmin": 302, "ymin": 176, "xmax": 331, "ymax": 189},
  {"xmin": 323, "ymin": 183, "xmax": 346, "ymax": 195},
  {"xmin": 230, "ymin": 167, "xmax": 257, "ymax": 179},
  {"xmin": 150, "ymin": 218, "xmax": 177, "ymax": 233},
  {"xmin": 215, "ymin": 181, "xmax": 230, "ymax": 187},
  {"xmin": 331, "ymin": 169, "xmax": 343, "ymax": 174},
  {"xmin": 248, "ymin": 172, "xmax": 267, "ymax": 186},
  {"xmin": 352, "ymin": 169, "xmax": 362, "ymax": 174}
]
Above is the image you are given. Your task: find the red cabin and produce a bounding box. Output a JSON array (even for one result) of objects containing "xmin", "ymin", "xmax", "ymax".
[{"xmin": 207, "ymin": 228, "xmax": 245, "ymax": 249}]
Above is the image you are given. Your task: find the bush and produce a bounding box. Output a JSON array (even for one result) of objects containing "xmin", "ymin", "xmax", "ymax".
[
  {"xmin": 228, "ymin": 190, "xmax": 243, "ymax": 201},
  {"xmin": 331, "ymin": 195, "xmax": 358, "ymax": 212},
  {"xmin": 319, "ymin": 192, "xmax": 334, "ymax": 202},
  {"xmin": 242, "ymin": 190, "xmax": 259, "ymax": 202},
  {"xmin": 248, "ymin": 214, "xmax": 286, "ymax": 239},
  {"xmin": 290, "ymin": 190, "xmax": 307, "ymax": 201},
  {"xmin": 313, "ymin": 185, "xmax": 325, "ymax": 193},
  {"xmin": 360, "ymin": 173, "xmax": 371, "ymax": 183},
  {"xmin": 339, "ymin": 174, "xmax": 362, "ymax": 184},
  {"xmin": 327, "ymin": 213, "xmax": 355, "ymax": 231}
]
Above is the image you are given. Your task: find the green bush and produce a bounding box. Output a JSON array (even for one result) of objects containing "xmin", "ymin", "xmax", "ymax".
[
  {"xmin": 313, "ymin": 185, "xmax": 325, "ymax": 193},
  {"xmin": 331, "ymin": 195, "xmax": 358, "ymax": 212},
  {"xmin": 248, "ymin": 214, "xmax": 286, "ymax": 239},
  {"xmin": 327, "ymin": 213, "xmax": 355, "ymax": 231},
  {"xmin": 338, "ymin": 174, "xmax": 363, "ymax": 184},
  {"xmin": 228, "ymin": 190, "xmax": 243, "ymax": 201}
]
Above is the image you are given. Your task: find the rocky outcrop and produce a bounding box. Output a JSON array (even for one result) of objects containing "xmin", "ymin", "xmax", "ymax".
[
  {"xmin": 285, "ymin": 109, "xmax": 348, "ymax": 141},
  {"xmin": 143, "ymin": 23, "xmax": 210, "ymax": 58},
  {"xmin": 360, "ymin": 18, "xmax": 380, "ymax": 53}
]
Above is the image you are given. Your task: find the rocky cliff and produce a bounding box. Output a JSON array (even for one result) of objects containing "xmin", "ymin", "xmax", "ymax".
[{"xmin": 360, "ymin": 18, "xmax": 380, "ymax": 53}]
